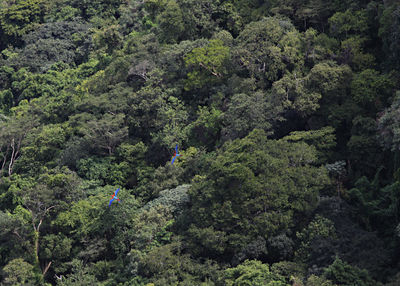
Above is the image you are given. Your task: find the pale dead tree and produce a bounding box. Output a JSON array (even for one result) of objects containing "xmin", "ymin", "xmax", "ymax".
[
  {"xmin": 128, "ymin": 60, "xmax": 154, "ymax": 82},
  {"xmin": 22, "ymin": 184, "xmax": 56, "ymax": 276},
  {"xmin": 8, "ymin": 137, "xmax": 23, "ymax": 176},
  {"xmin": 0, "ymin": 114, "xmax": 38, "ymax": 180}
]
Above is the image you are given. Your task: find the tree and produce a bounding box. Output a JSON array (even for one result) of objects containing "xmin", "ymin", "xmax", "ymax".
[
  {"xmin": 0, "ymin": 0, "xmax": 48, "ymax": 46},
  {"xmin": 2, "ymin": 258, "xmax": 36, "ymax": 285},
  {"xmin": 66, "ymin": 0, "xmax": 123, "ymax": 20},
  {"xmin": 184, "ymin": 39, "xmax": 230, "ymax": 89},
  {"xmin": 221, "ymin": 91, "xmax": 283, "ymax": 141},
  {"xmin": 0, "ymin": 210, "xmax": 31, "ymax": 268},
  {"xmin": 80, "ymin": 113, "xmax": 128, "ymax": 155},
  {"xmin": 142, "ymin": 184, "xmax": 191, "ymax": 215},
  {"xmin": 5, "ymin": 168, "xmax": 81, "ymax": 279},
  {"xmin": 16, "ymin": 20, "xmax": 91, "ymax": 72},
  {"xmin": 302, "ymin": 28, "xmax": 339, "ymax": 67},
  {"xmin": 377, "ymin": 92, "xmax": 400, "ymax": 152},
  {"xmin": 177, "ymin": 0, "xmax": 219, "ymax": 40},
  {"xmin": 15, "ymin": 123, "xmax": 68, "ymax": 175},
  {"xmin": 305, "ymin": 275, "xmax": 336, "ymax": 286},
  {"xmin": 339, "ymin": 36, "xmax": 375, "ymax": 71},
  {"xmin": 378, "ymin": 3, "xmax": 400, "ymax": 69},
  {"xmin": 351, "ymin": 69, "xmax": 393, "ymax": 112},
  {"xmin": 92, "ymin": 24, "xmax": 122, "ymax": 55},
  {"xmin": 187, "ymin": 129, "xmax": 329, "ymax": 260},
  {"xmin": 271, "ymin": 72, "xmax": 321, "ymax": 117},
  {"xmin": 306, "ymin": 61, "xmax": 354, "ymax": 130},
  {"xmin": 348, "ymin": 175, "xmax": 400, "ymax": 236},
  {"xmin": 56, "ymin": 259, "xmax": 99, "ymax": 286},
  {"xmin": 156, "ymin": 0, "xmax": 185, "ymax": 43},
  {"xmin": 323, "ymin": 257, "xmax": 380, "ymax": 286},
  {"xmin": 21, "ymin": 184, "xmax": 56, "ymax": 273},
  {"xmin": 295, "ymin": 215, "xmax": 336, "ymax": 263},
  {"xmin": 283, "ymin": 126, "xmax": 336, "ymax": 163},
  {"xmin": 328, "ymin": 9, "xmax": 368, "ymax": 39},
  {"xmin": 224, "ymin": 260, "xmax": 287, "ymax": 286},
  {"xmin": 187, "ymin": 106, "xmax": 222, "ymax": 149},
  {"xmin": 234, "ymin": 17, "xmax": 303, "ymax": 87},
  {"xmin": 347, "ymin": 116, "xmax": 383, "ymax": 177},
  {"xmin": 137, "ymin": 239, "xmax": 221, "ymax": 285},
  {"xmin": 0, "ymin": 109, "xmax": 39, "ymax": 179}
]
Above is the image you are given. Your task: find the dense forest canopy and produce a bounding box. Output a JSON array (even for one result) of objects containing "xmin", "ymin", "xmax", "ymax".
[{"xmin": 0, "ymin": 0, "xmax": 399, "ymax": 285}]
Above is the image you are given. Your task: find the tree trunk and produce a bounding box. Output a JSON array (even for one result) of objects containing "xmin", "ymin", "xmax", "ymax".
[{"xmin": 34, "ymin": 230, "xmax": 40, "ymax": 269}]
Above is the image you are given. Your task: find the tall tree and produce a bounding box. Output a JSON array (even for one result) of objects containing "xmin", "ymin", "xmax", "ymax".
[{"xmin": 186, "ymin": 129, "xmax": 329, "ymax": 260}]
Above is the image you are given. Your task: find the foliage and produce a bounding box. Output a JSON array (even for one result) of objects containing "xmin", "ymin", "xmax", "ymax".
[
  {"xmin": 295, "ymin": 215, "xmax": 336, "ymax": 263},
  {"xmin": 187, "ymin": 129, "xmax": 329, "ymax": 259},
  {"xmin": 0, "ymin": 0, "xmax": 398, "ymax": 284},
  {"xmin": 184, "ymin": 39, "xmax": 230, "ymax": 89},
  {"xmin": 234, "ymin": 17, "xmax": 303, "ymax": 87},
  {"xmin": 224, "ymin": 260, "xmax": 287, "ymax": 286},
  {"xmin": 143, "ymin": 184, "xmax": 190, "ymax": 214},
  {"xmin": 0, "ymin": 0, "xmax": 48, "ymax": 46},
  {"xmin": 323, "ymin": 257, "xmax": 380, "ymax": 286},
  {"xmin": 378, "ymin": 92, "xmax": 400, "ymax": 152},
  {"xmin": 221, "ymin": 91, "xmax": 282, "ymax": 141},
  {"xmin": 2, "ymin": 258, "xmax": 36, "ymax": 285},
  {"xmin": 283, "ymin": 126, "xmax": 336, "ymax": 163}
]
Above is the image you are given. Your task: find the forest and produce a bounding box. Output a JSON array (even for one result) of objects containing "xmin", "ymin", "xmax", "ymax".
[{"xmin": 0, "ymin": 0, "xmax": 400, "ymax": 285}]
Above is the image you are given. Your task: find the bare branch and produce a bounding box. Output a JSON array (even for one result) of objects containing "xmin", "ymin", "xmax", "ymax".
[
  {"xmin": 12, "ymin": 230, "xmax": 22, "ymax": 240},
  {"xmin": 8, "ymin": 138, "xmax": 15, "ymax": 176},
  {"xmin": 43, "ymin": 261, "xmax": 52, "ymax": 276}
]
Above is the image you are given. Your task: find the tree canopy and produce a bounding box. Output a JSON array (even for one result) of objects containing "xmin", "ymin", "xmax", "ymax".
[{"xmin": 0, "ymin": 0, "xmax": 399, "ymax": 285}]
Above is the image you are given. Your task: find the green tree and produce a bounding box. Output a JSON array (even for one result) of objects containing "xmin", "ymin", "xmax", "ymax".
[
  {"xmin": 156, "ymin": 0, "xmax": 184, "ymax": 43},
  {"xmin": 0, "ymin": 0, "xmax": 48, "ymax": 46},
  {"xmin": 92, "ymin": 24, "xmax": 122, "ymax": 55},
  {"xmin": 351, "ymin": 69, "xmax": 393, "ymax": 112},
  {"xmin": 295, "ymin": 0, "xmax": 331, "ymax": 31},
  {"xmin": 187, "ymin": 129, "xmax": 329, "ymax": 259},
  {"xmin": 323, "ymin": 257, "xmax": 380, "ymax": 286},
  {"xmin": 66, "ymin": 0, "xmax": 123, "ymax": 20},
  {"xmin": 2, "ymin": 258, "xmax": 35, "ymax": 286},
  {"xmin": 56, "ymin": 259, "xmax": 99, "ymax": 286},
  {"xmin": 295, "ymin": 215, "xmax": 336, "ymax": 263},
  {"xmin": 0, "ymin": 109, "xmax": 39, "ymax": 179},
  {"xmin": 347, "ymin": 116, "xmax": 383, "ymax": 177},
  {"xmin": 80, "ymin": 113, "xmax": 128, "ymax": 155},
  {"xmin": 184, "ymin": 39, "xmax": 230, "ymax": 89},
  {"xmin": 15, "ymin": 123, "xmax": 68, "ymax": 174},
  {"xmin": 17, "ymin": 20, "xmax": 91, "ymax": 71},
  {"xmin": 234, "ymin": 17, "xmax": 303, "ymax": 87},
  {"xmin": 271, "ymin": 71, "xmax": 321, "ymax": 117},
  {"xmin": 306, "ymin": 275, "xmax": 336, "ymax": 286},
  {"xmin": 302, "ymin": 28, "xmax": 339, "ymax": 67},
  {"xmin": 221, "ymin": 91, "xmax": 282, "ymax": 141},
  {"xmin": 187, "ymin": 106, "xmax": 222, "ymax": 149},
  {"xmin": 339, "ymin": 36, "xmax": 375, "ymax": 71},
  {"xmin": 378, "ymin": 3, "xmax": 400, "ymax": 69},
  {"xmin": 328, "ymin": 9, "xmax": 368, "ymax": 39},
  {"xmin": 283, "ymin": 126, "xmax": 336, "ymax": 163},
  {"xmin": 177, "ymin": 0, "xmax": 219, "ymax": 40},
  {"xmin": 224, "ymin": 260, "xmax": 287, "ymax": 286},
  {"xmin": 138, "ymin": 239, "xmax": 221, "ymax": 285}
]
